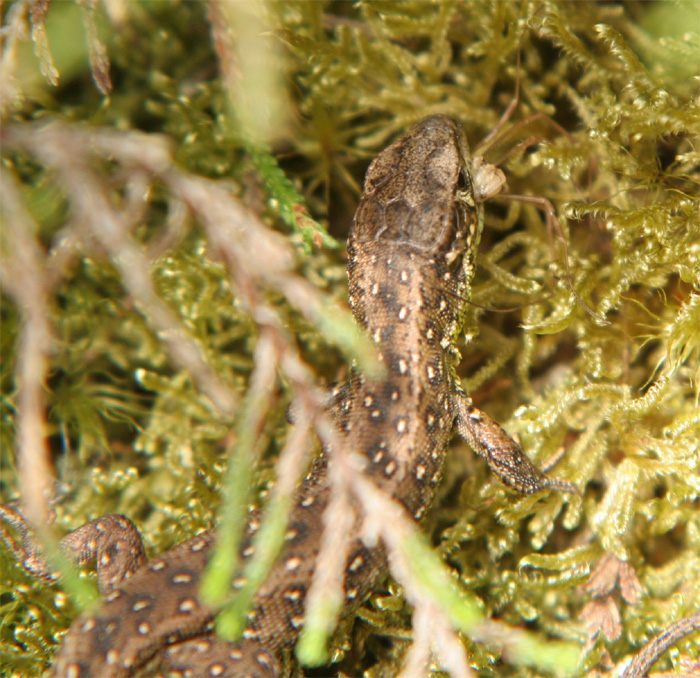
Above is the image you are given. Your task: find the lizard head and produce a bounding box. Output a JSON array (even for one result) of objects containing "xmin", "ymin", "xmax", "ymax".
[{"xmin": 350, "ymin": 115, "xmax": 484, "ymax": 278}]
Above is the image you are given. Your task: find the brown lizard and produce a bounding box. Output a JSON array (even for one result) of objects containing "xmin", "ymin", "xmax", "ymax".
[{"xmin": 1, "ymin": 115, "xmax": 574, "ymax": 677}]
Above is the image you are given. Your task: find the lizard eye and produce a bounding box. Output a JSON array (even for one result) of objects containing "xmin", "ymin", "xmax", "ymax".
[{"xmin": 456, "ymin": 165, "xmax": 473, "ymax": 195}]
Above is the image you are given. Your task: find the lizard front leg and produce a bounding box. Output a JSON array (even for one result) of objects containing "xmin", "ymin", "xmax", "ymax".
[
  {"xmin": 451, "ymin": 391, "xmax": 577, "ymax": 495},
  {"xmin": 0, "ymin": 505, "xmax": 147, "ymax": 595}
]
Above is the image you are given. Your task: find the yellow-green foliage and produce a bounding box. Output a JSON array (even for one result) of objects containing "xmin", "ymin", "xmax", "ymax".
[{"xmin": 1, "ymin": 1, "xmax": 698, "ymax": 676}]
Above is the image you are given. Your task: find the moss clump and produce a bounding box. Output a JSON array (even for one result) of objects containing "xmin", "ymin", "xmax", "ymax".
[{"xmin": 1, "ymin": 2, "xmax": 698, "ymax": 676}]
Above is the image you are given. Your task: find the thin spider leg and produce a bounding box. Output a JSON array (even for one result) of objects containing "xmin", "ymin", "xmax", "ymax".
[
  {"xmin": 474, "ymin": 49, "xmax": 570, "ymax": 158},
  {"xmin": 474, "ymin": 53, "xmax": 522, "ymax": 155},
  {"xmin": 473, "ymin": 47, "xmax": 571, "ymax": 161},
  {"xmin": 491, "ymin": 135, "xmax": 540, "ymax": 169},
  {"xmin": 477, "ymin": 110, "xmax": 574, "ymax": 160}
]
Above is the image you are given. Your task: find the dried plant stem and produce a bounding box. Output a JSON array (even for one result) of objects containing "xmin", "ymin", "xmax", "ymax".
[
  {"xmin": 296, "ymin": 439, "xmax": 354, "ymax": 665},
  {"xmin": 352, "ymin": 471, "xmax": 473, "ymax": 678},
  {"xmin": 0, "ymin": 168, "xmax": 53, "ymax": 528}
]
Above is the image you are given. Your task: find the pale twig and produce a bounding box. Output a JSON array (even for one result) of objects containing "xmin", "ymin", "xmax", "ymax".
[
  {"xmin": 5, "ymin": 125, "xmax": 239, "ymax": 417},
  {"xmin": 352, "ymin": 471, "xmax": 473, "ymax": 678},
  {"xmin": 398, "ymin": 607, "xmax": 433, "ymax": 678},
  {"xmin": 0, "ymin": 168, "xmax": 53, "ymax": 529},
  {"xmin": 297, "ymin": 441, "xmax": 355, "ymax": 661},
  {"xmin": 69, "ymin": 124, "xmax": 375, "ymax": 372}
]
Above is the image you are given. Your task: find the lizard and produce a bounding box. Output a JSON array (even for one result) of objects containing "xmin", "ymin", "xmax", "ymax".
[{"xmin": 1, "ymin": 115, "xmax": 575, "ymax": 677}]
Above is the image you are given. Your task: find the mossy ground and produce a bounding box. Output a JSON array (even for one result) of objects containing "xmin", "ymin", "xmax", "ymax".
[{"xmin": 1, "ymin": 2, "xmax": 698, "ymax": 677}]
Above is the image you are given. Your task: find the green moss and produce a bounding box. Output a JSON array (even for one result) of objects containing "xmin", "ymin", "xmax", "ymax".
[{"xmin": 1, "ymin": 1, "xmax": 699, "ymax": 676}]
